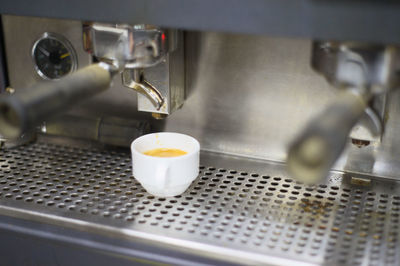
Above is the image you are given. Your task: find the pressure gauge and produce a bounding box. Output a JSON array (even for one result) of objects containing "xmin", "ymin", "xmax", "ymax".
[{"xmin": 32, "ymin": 32, "xmax": 77, "ymax": 80}]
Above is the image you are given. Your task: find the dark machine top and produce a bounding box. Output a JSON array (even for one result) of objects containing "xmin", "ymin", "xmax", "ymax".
[{"xmin": 1, "ymin": 0, "xmax": 400, "ymax": 44}]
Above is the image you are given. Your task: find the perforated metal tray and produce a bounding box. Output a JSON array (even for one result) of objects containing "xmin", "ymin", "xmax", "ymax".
[{"xmin": 0, "ymin": 141, "xmax": 399, "ymax": 265}]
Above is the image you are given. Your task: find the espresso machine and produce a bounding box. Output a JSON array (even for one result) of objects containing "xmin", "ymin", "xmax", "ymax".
[{"xmin": 0, "ymin": 1, "xmax": 399, "ymax": 266}]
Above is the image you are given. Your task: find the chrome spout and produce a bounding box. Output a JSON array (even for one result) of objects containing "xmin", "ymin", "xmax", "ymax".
[{"xmin": 122, "ymin": 69, "xmax": 164, "ymax": 110}]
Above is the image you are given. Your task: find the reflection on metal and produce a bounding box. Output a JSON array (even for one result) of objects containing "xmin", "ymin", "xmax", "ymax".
[
  {"xmin": 122, "ymin": 69, "xmax": 164, "ymax": 110},
  {"xmin": 44, "ymin": 114, "xmax": 150, "ymax": 147},
  {"xmin": 84, "ymin": 22, "xmax": 184, "ymax": 116},
  {"xmin": 2, "ymin": 15, "xmax": 400, "ymax": 265},
  {"xmin": 0, "ymin": 131, "xmax": 35, "ymax": 149},
  {"xmin": 83, "ymin": 23, "xmax": 174, "ymax": 69},
  {"xmin": 151, "ymin": 113, "xmax": 168, "ymax": 120},
  {"xmin": 288, "ymin": 91, "xmax": 368, "ymax": 184},
  {"xmin": 350, "ymin": 176, "xmax": 371, "ymax": 186},
  {"xmin": 312, "ymin": 42, "xmax": 400, "ymax": 93},
  {"xmin": 350, "ymin": 106, "xmax": 384, "ymax": 142},
  {"xmin": 288, "ymin": 42, "xmax": 400, "ymax": 184},
  {"xmin": 5, "ymin": 16, "xmax": 400, "ymax": 181},
  {"xmin": 0, "ymin": 63, "xmax": 114, "ymax": 139},
  {"xmin": 5, "ymin": 87, "xmax": 14, "ymax": 94},
  {"xmin": 0, "ymin": 141, "xmax": 399, "ymax": 266}
]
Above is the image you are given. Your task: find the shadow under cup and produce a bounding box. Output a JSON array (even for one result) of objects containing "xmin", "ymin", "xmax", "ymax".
[{"xmin": 131, "ymin": 132, "xmax": 200, "ymax": 197}]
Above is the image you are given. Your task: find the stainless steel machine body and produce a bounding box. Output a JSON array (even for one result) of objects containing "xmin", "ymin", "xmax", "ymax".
[
  {"xmin": 0, "ymin": 18, "xmax": 184, "ymax": 141},
  {"xmin": 0, "ymin": 8, "xmax": 400, "ymax": 266},
  {"xmin": 83, "ymin": 23, "xmax": 184, "ymax": 115}
]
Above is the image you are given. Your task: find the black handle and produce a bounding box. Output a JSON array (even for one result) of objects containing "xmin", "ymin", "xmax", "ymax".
[
  {"xmin": 287, "ymin": 92, "xmax": 367, "ymax": 184},
  {"xmin": 0, "ymin": 64, "xmax": 113, "ymax": 139}
]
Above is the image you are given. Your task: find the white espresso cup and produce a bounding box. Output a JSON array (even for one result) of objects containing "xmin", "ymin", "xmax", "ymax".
[{"xmin": 131, "ymin": 132, "xmax": 200, "ymax": 197}]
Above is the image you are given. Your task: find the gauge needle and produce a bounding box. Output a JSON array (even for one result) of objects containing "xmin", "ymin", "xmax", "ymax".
[
  {"xmin": 60, "ymin": 53, "xmax": 70, "ymax": 59},
  {"xmin": 38, "ymin": 46, "xmax": 50, "ymax": 57}
]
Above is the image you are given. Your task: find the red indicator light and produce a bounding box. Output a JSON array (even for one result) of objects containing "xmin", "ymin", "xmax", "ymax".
[{"xmin": 161, "ymin": 33, "xmax": 166, "ymax": 41}]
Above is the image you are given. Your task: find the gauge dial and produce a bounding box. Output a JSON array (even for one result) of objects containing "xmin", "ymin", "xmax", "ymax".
[{"xmin": 32, "ymin": 32, "xmax": 77, "ymax": 80}]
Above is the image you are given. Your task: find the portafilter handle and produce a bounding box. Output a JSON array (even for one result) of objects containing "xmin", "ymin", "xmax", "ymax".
[
  {"xmin": 0, "ymin": 63, "xmax": 115, "ymax": 139},
  {"xmin": 287, "ymin": 91, "xmax": 369, "ymax": 184}
]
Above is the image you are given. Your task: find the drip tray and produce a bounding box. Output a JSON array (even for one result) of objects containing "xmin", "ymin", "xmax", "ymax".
[{"xmin": 0, "ymin": 142, "xmax": 399, "ymax": 266}]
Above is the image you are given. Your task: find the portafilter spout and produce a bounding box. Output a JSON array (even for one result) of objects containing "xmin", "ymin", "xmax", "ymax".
[{"xmin": 0, "ymin": 63, "xmax": 116, "ymax": 139}]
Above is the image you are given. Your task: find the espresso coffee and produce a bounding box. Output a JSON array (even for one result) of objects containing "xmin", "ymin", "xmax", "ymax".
[{"xmin": 143, "ymin": 148, "xmax": 187, "ymax": 157}]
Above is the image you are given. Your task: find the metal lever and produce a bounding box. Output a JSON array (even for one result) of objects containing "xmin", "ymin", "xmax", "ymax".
[
  {"xmin": 287, "ymin": 90, "xmax": 369, "ymax": 184},
  {"xmin": 122, "ymin": 69, "xmax": 164, "ymax": 110}
]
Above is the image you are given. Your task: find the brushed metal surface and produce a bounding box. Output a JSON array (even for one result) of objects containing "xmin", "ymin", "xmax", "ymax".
[
  {"xmin": 1, "ymin": 15, "xmax": 91, "ymax": 88},
  {"xmin": 0, "ymin": 142, "xmax": 399, "ymax": 265},
  {"xmin": 135, "ymin": 32, "xmax": 185, "ymax": 114},
  {"xmin": 4, "ymin": 15, "xmax": 400, "ymax": 181}
]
